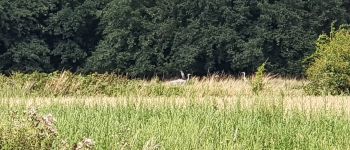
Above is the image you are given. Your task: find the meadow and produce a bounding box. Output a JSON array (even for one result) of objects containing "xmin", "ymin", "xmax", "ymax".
[{"xmin": 1, "ymin": 72, "xmax": 350, "ymax": 149}]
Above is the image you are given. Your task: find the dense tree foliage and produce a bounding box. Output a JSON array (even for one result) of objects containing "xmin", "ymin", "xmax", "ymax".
[
  {"xmin": 0, "ymin": 0, "xmax": 109, "ymax": 73},
  {"xmin": 0, "ymin": 0, "xmax": 349, "ymax": 77}
]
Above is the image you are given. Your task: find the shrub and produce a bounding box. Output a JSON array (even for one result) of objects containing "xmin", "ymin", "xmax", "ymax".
[
  {"xmin": 0, "ymin": 108, "xmax": 58, "ymax": 149},
  {"xmin": 305, "ymin": 24, "xmax": 350, "ymax": 95},
  {"xmin": 251, "ymin": 62, "xmax": 266, "ymax": 94},
  {"xmin": 0, "ymin": 108, "xmax": 96, "ymax": 150}
]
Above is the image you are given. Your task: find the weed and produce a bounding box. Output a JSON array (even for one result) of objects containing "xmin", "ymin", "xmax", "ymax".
[{"xmin": 251, "ymin": 62, "xmax": 266, "ymax": 94}]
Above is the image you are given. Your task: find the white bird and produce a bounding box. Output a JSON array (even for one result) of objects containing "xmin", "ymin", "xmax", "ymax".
[
  {"xmin": 241, "ymin": 72, "xmax": 247, "ymax": 82},
  {"xmin": 180, "ymin": 70, "xmax": 185, "ymax": 79},
  {"xmin": 168, "ymin": 71, "xmax": 191, "ymax": 85}
]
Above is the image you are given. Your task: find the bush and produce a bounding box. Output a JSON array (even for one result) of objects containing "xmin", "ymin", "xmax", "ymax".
[
  {"xmin": 251, "ymin": 62, "xmax": 266, "ymax": 94},
  {"xmin": 0, "ymin": 108, "xmax": 58, "ymax": 149},
  {"xmin": 305, "ymin": 24, "xmax": 350, "ymax": 95},
  {"xmin": 0, "ymin": 108, "xmax": 96, "ymax": 150}
]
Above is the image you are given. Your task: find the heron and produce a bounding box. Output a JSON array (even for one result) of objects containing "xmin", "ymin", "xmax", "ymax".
[
  {"xmin": 241, "ymin": 72, "xmax": 247, "ymax": 82},
  {"xmin": 168, "ymin": 71, "xmax": 191, "ymax": 85}
]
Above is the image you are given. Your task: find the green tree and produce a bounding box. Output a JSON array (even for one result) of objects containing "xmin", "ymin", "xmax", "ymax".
[
  {"xmin": 0, "ymin": 0, "xmax": 109, "ymax": 73},
  {"xmin": 3, "ymin": 39, "xmax": 51, "ymax": 72},
  {"xmin": 45, "ymin": 0, "xmax": 110, "ymax": 71},
  {"xmin": 0, "ymin": 0, "xmax": 349, "ymax": 76},
  {"xmin": 305, "ymin": 25, "xmax": 350, "ymax": 95},
  {"xmin": 0, "ymin": 0, "xmax": 53, "ymax": 72},
  {"xmin": 86, "ymin": 0, "xmax": 266, "ymax": 76},
  {"xmin": 257, "ymin": 0, "xmax": 347, "ymax": 75}
]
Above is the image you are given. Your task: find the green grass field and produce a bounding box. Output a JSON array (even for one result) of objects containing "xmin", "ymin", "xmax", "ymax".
[{"xmin": 1, "ymin": 72, "xmax": 350, "ymax": 149}]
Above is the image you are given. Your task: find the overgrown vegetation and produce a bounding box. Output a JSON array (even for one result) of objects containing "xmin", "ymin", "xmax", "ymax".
[
  {"xmin": 305, "ymin": 24, "xmax": 350, "ymax": 95},
  {"xmin": 2, "ymin": 100, "xmax": 350, "ymax": 149},
  {"xmin": 0, "ymin": 71, "xmax": 276, "ymax": 97},
  {"xmin": 1, "ymin": 72, "xmax": 350, "ymax": 149},
  {"xmin": 0, "ymin": 109, "xmax": 58, "ymax": 149},
  {"xmin": 0, "ymin": 107, "xmax": 95, "ymax": 150},
  {"xmin": 0, "ymin": 71, "xmax": 239, "ymax": 98},
  {"xmin": 0, "ymin": 71, "xmax": 306, "ymax": 98}
]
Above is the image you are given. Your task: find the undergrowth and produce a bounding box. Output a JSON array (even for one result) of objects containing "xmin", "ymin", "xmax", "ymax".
[
  {"xmin": 0, "ymin": 107, "xmax": 95, "ymax": 150},
  {"xmin": 0, "ymin": 71, "xmax": 198, "ymax": 98}
]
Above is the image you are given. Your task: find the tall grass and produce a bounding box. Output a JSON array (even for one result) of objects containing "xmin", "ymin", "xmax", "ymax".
[
  {"xmin": 1, "ymin": 72, "xmax": 350, "ymax": 149},
  {"xmin": 1, "ymin": 103, "xmax": 350, "ymax": 149},
  {"xmin": 0, "ymin": 71, "xmax": 304, "ymax": 98}
]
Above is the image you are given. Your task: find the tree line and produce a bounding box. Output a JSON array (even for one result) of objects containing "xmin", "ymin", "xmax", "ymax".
[{"xmin": 0, "ymin": 0, "xmax": 349, "ymax": 77}]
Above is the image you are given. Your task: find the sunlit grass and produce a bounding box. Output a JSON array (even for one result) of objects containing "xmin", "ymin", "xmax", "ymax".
[
  {"xmin": 1, "ymin": 72, "xmax": 350, "ymax": 149},
  {"xmin": 0, "ymin": 71, "xmax": 305, "ymax": 98},
  {"xmin": 1, "ymin": 104, "xmax": 350, "ymax": 149}
]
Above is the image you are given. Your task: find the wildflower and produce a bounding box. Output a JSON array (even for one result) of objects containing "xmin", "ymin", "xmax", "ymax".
[
  {"xmin": 60, "ymin": 140, "xmax": 70, "ymax": 150},
  {"xmin": 43, "ymin": 114, "xmax": 56, "ymax": 127},
  {"xmin": 74, "ymin": 138, "xmax": 95, "ymax": 150},
  {"xmin": 28, "ymin": 107, "xmax": 38, "ymax": 118},
  {"xmin": 43, "ymin": 114, "xmax": 58, "ymax": 135},
  {"xmin": 83, "ymin": 138, "xmax": 95, "ymax": 148}
]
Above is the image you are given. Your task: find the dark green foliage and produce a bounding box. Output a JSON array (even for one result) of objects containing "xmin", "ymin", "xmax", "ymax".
[
  {"xmin": 258, "ymin": 0, "xmax": 347, "ymax": 75},
  {"xmin": 45, "ymin": 0, "xmax": 110, "ymax": 71},
  {"xmin": 86, "ymin": 0, "xmax": 265, "ymax": 76},
  {"xmin": 5, "ymin": 39, "xmax": 51, "ymax": 72},
  {"xmin": 305, "ymin": 25, "xmax": 350, "ymax": 95},
  {"xmin": 0, "ymin": 0, "xmax": 109, "ymax": 73},
  {"xmin": 0, "ymin": 0, "xmax": 53, "ymax": 72},
  {"xmin": 0, "ymin": 0, "xmax": 349, "ymax": 76},
  {"xmin": 86, "ymin": 0, "xmax": 349, "ymax": 76}
]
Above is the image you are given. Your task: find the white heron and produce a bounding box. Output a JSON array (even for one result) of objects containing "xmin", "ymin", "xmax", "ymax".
[
  {"xmin": 241, "ymin": 72, "xmax": 247, "ymax": 82},
  {"xmin": 168, "ymin": 71, "xmax": 191, "ymax": 85}
]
